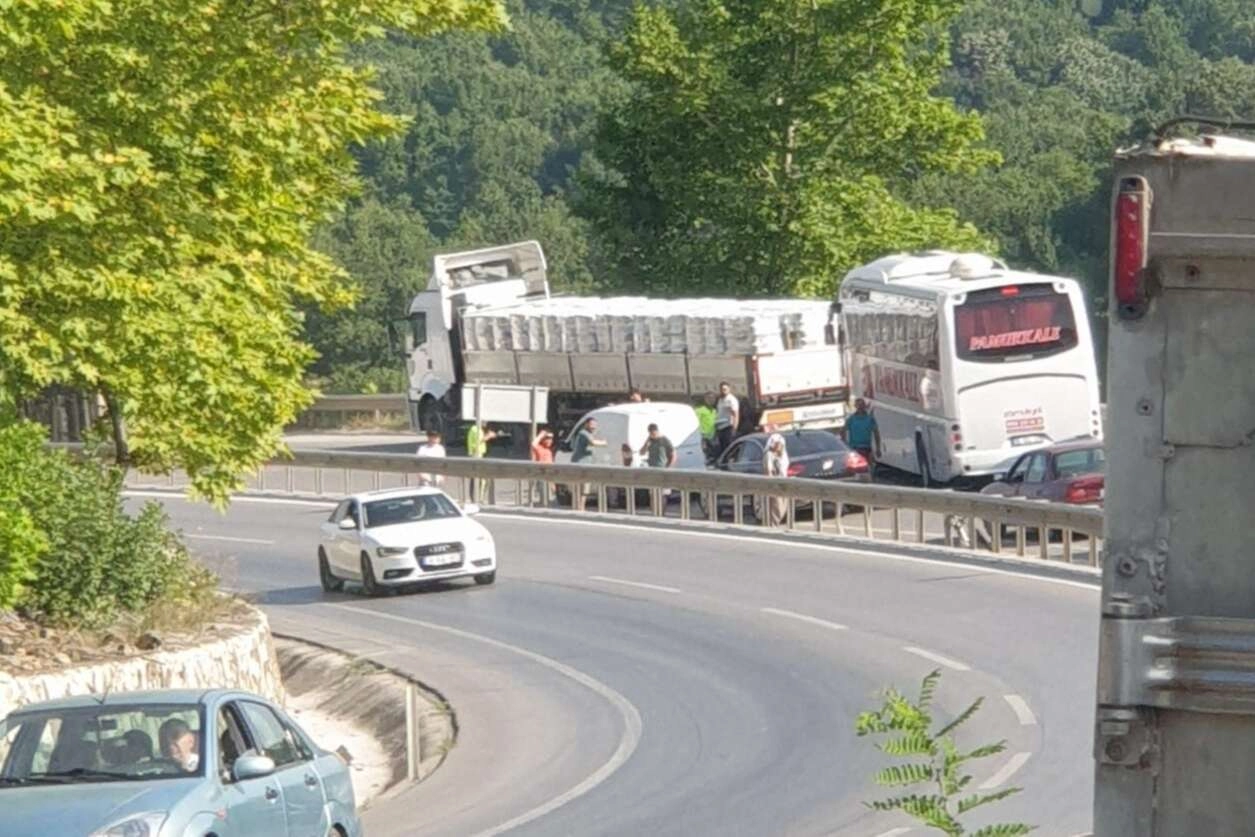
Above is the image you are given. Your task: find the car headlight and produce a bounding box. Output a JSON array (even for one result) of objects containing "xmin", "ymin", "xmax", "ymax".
[
  {"xmin": 89, "ymin": 812, "xmax": 168, "ymax": 837},
  {"xmin": 376, "ymin": 546, "xmax": 409, "ymax": 557}
]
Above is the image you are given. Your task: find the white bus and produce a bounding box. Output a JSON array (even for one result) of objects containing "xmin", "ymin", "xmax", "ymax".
[{"xmin": 838, "ymin": 251, "xmax": 1103, "ymax": 485}]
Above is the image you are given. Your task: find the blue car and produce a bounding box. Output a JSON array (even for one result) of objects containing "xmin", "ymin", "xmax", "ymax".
[{"xmin": 0, "ymin": 688, "xmax": 362, "ymax": 837}]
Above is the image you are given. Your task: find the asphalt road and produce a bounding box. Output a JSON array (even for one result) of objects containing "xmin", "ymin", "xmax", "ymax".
[{"xmin": 131, "ymin": 490, "xmax": 1099, "ymax": 837}]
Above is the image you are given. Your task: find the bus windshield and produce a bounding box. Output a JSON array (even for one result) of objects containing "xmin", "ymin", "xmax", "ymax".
[{"xmin": 953, "ymin": 285, "xmax": 1079, "ymax": 363}]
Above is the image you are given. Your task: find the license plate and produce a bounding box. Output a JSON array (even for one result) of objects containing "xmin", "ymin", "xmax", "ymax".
[
  {"xmin": 821, "ymin": 459, "xmax": 834, "ymax": 471},
  {"xmin": 423, "ymin": 552, "xmax": 461, "ymax": 567}
]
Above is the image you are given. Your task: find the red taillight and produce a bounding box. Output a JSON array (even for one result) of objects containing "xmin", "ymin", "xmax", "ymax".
[
  {"xmin": 1065, "ymin": 476, "xmax": 1104, "ymax": 504},
  {"xmin": 1114, "ymin": 176, "xmax": 1151, "ymax": 318},
  {"xmin": 1000, "ymin": 285, "xmax": 1019, "ymax": 297},
  {"xmin": 787, "ymin": 462, "xmax": 805, "ymax": 477},
  {"xmin": 845, "ymin": 451, "xmax": 868, "ymax": 472}
]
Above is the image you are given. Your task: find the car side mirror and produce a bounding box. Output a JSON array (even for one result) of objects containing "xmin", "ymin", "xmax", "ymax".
[
  {"xmin": 463, "ymin": 503, "xmax": 481, "ymax": 516},
  {"xmin": 339, "ymin": 517, "xmax": 357, "ymax": 530},
  {"xmin": 233, "ymin": 754, "xmax": 276, "ymax": 782}
]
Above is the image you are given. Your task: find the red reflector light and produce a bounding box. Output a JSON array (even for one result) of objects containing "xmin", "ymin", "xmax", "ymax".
[
  {"xmin": 1114, "ymin": 176, "xmax": 1151, "ymax": 318},
  {"xmin": 787, "ymin": 462, "xmax": 805, "ymax": 477},
  {"xmin": 1000, "ymin": 285, "xmax": 1019, "ymax": 297},
  {"xmin": 845, "ymin": 451, "xmax": 868, "ymax": 471},
  {"xmin": 1065, "ymin": 476, "xmax": 1104, "ymax": 504}
]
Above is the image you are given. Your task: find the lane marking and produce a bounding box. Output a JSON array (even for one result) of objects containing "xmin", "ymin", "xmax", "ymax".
[
  {"xmin": 588, "ymin": 575, "xmax": 681, "ymax": 594},
  {"xmin": 478, "ymin": 514, "xmax": 1100, "ymax": 592},
  {"xmin": 125, "ymin": 490, "xmax": 334, "ymax": 509},
  {"xmin": 327, "ymin": 604, "xmax": 642, "ymax": 836},
  {"xmin": 1003, "ymin": 694, "xmax": 1038, "ymax": 726},
  {"xmin": 902, "ymin": 646, "xmax": 971, "ymax": 672},
  {"xmin": 184, "ymin": 533, "xmax": 275, "ymax": 545},
  {"xmin": 978, "ymin": 751, "xmax": 1033, "ymax": 790},
  {"xmin": 761, "ymin": 607, "xmax": 848, "ymax": 631},
  {"xmin": 874, "ymin": 829, "xmax": 913, "ymax": 837}
]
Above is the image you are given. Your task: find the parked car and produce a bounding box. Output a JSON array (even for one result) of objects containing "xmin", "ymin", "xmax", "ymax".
[
  {"xmin": 318, "ymin": 487, "xmax": 497, "ymax": 596},
  {"xmin": 980, "ymin": 438, "xmax": 1105, "ymax": 505},
  {"xmin": 706, "ymin": 429, "xmax": 869, "ymax": 518},
  {"xmin": 0, "ymin": 689, "xmax": 361, "ymax": 837},
  {"xmin": 555, "ymin": 402, "xmax": 706, "ymax": 470}
]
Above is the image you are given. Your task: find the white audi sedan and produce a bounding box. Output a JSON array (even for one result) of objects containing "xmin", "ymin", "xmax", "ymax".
[{"xmin": 317, "ymin": 488, "xmax": 497, "ymax": 596}]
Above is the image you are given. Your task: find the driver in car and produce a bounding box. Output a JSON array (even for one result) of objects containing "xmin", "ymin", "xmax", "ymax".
[{"xmin": 158, "ymin": 719, "xmax": 200, "ymax": 772}]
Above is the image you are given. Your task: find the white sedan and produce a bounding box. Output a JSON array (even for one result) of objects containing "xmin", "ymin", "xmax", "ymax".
[{"xmin": 317, "ymin": 488, "xmax": 497, "ymax": 596}]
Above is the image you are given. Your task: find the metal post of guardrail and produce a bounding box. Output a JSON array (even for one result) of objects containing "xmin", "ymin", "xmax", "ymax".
[
  {"xmin": 596, "ymin": 485, "xmax": 606, "ymax": 514},
  {"xmin": 966, "ymin": 516, "xmax": 977, "ymax": 551},
  {"xmin": 991, "ymin": 519, "xmax": 1002, "ymax": 554},
  {"xmin": 285, "ymin": 465, "xmax": 294, "ymax": 494},
  {"xmin": 734, "ymin": 494, "xmax": 744, "ymax": 526},
  {"xmin": 515, "ymin": 480, "xmax": 522, "ymax": 509},
  {"xmin": 788, "ymin": 499, "xmax": 797, "ymax": 530},
  {"xmin": 916, "ymin": 509, "xmax": 925, "ymax": 544},
  {"xmin": 342, "ymin": 468, "xmax": 350, "ymax": 495},
  {"xmin": 314, "ymin": 467, "xmax": 323, "ymax": 496},
  {"xmin": 257, "ymin": 467, "xmax": 266, "ymax": 492},
  {"xmin": 1016, "ymin": 526, "xmax": 1027, "ymax": 557},
  {"xmin": 1063, "ymin": 529, "xmax": 1073, "ymax": 563},
  {"xmin": 680, "ymin": 488, "xmax": 690, "ymax": 521},
  {"xmin": 890, "ymin": 507, "xmax": 900, "ymax": 541},
  {"xmin": 626, "ymin": 484, "xmax": 635, "ymax": 516},
  {"xmin": 814, "ymin": 500, "xmax": 823, "ymax": 533},
  {"xmin": 835, "ymin": 503, "xmax": 844, "ymax": 535},
  {"xmin": 371, "ymin": 470, "xmax": 380, "ymax": 491},
  {"xmin": 1039, "ymin": 526, "xmax": 1049, "ymax": 560}
]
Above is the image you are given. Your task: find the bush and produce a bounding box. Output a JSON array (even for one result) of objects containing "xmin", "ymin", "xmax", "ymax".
[
  {"xmin": 0, "ymin": 423, "xmax": 51, "ymax": 609},
  {"xmin": 0, "ymin": 419, "xmax": 205, "ymax": 627}
]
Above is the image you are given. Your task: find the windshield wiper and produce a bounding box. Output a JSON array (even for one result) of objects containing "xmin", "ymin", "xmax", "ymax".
[{"xmin": 25, "ymin": 768, "xmax": 136, "ymax": 783}]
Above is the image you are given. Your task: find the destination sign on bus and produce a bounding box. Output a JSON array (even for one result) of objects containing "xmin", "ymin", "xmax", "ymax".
[{"xmin": 969, "ymin": 325, "xmax": 1063, "ymax": 352}]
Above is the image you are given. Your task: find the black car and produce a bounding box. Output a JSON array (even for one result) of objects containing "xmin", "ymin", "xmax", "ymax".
[{"xmin": 704, "ymin": 429, "xmax": 869, "ymax": 519}]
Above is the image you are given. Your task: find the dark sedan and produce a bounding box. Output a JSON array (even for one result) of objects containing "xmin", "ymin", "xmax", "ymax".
[{"xmin": 980, "ymin": 438, "xmax": 1105, "ymax": 505}]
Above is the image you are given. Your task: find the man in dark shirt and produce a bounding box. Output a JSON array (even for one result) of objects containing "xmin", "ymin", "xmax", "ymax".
[
  {"xmin": 571, "ymin": 417, "xmax": 605, "ymax": 463},
  {"xmin": 639, "ymin": 423, "xmax": 677, "ymax": 468}
]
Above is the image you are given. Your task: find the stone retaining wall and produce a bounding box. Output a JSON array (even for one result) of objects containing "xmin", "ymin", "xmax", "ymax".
[{"xmin": 0, "ymin": 607, "xmax": 283, "ymax": 720}]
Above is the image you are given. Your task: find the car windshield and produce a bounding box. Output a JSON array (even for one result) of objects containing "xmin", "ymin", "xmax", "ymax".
[
  {"xmin": 0, "ymin": 703, "xmax": 204, "ymax": 786},
  {"xmin": 363, "ymin": 494, "xmax": 461, "ymax": 528},
  {"xmin": 1055, "ymin": 447, "xmax": 1105, "ymax": 478}
]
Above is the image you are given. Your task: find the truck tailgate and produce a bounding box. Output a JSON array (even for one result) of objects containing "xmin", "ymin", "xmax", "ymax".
[{"xmin": 755, "ymin": 347, "xmax": 844, "ymax": 398}]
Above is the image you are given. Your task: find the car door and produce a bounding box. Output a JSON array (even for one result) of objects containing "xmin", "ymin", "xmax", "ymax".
[
  {"xmin": 1020, "ymin": 452, "xmax": 1050, "ymax": 500},
  {"xmin": 335, "ymin": 500, "xmax": 363, "ymax": 575},
  {"xmin": 728, "ymin": 439, "xmax": 765, "ymax": 476},
  {"xmin": 237, "ymin": 701, "xmax": 327, "ymax": 837},
  {"xmin": 322, "ymin": 501, "xmax": 349, "ymax": 573},
  {"xmin": 215, "ymin": 702, "xmax": 288, "ymax": 836}
]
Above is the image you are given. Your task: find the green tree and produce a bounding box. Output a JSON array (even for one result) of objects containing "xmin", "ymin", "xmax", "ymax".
[
  {"xmin": 583, "ymin": 0, "xmax": 997, "ymax": 298},
  {"xmin": 0, "ymin": 0, "xmax": 504, "ymax": 501}
]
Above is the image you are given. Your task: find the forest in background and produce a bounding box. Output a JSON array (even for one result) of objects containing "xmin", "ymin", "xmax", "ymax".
[{"xmin": 308, "ymin": 0, "xmax": 1255, "ymax": 392}]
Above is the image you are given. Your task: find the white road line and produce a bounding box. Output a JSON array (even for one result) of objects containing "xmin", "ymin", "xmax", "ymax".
[
  {"xmin": 478, "ymin": 513, "xmax": 1101, "ymax": 592},
  {"xmin": 184, "ymin": 533, "xmax": 275, "ymax": 545},
  {"xmin": 588, "ymin": 575, "xmax": 681, "ymax": 594},
  {"xmin": 978, "ymin": 751, "xmax": 1033, "ymax": 790},
  {"xmin": 874, "ymin": 829, "xmax": 913, "ymax": 837},
  {"xmin": 1003, "ymin": 694, "xmax": 1038, "ymax": 726},
  {"xmin": 902, "ymin": 646, "xmax": 971, "ymax": 672},
  {"xmin": 327, "ymin": 604, "xmax": 642, "ymax": 837},
  {"xmin": 761, "ymin": 607, "xmax": 848, "ymax": 631},
  {"xmin": 125, "ymin": 490, "xmax": 334, "ymax": 509}
]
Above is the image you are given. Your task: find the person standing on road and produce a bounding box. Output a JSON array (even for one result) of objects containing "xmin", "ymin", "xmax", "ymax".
[
  {"xmin": 843, "ymin": 398, "xmax": 882, "ymax": 480},
  {"xmin": 695, "ymin": 392, "xmax": 718, "ymax": 461},
  {"xmin": 415, "ymin": 430, "xmax": 446, "ymax": 487},
  {"xmin": 466, "ymin": 421, "xmax": 498, "ymax": 501},
  {"xmin": 529, "ymin": 428, "xmax": 555, "ymax": 505},
  {"xmin": 640, "ymin": 423, "xmax": 676, "ymax": 513},
  {"xmin": 761, "ymin": 432, "xmax": 790, "ymax": 526},
  {"xmin": 569, "ymin": 417, "xmax": 606, "ymax": 508},
  {"xmin": 715, "ymin": 381, "xmax": 740, "ymax": 457}
]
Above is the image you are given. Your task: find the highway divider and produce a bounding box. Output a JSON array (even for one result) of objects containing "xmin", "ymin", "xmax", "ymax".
[{"xmin": 129, "ymin": 449, "xmax": 1105, "ymax": 566}]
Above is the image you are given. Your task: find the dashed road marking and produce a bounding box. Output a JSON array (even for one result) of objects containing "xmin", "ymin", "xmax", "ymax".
[
  {"xmin": 979, "ymin": 751, "xmax": 1033, "ymax": 790},
  {"xmin": 874, "ymin": 829, "xmax": 913, "ymax": 837},
  {"xmin": 588, "ymin": 575, "xmax": 681, "ymax": 594},
  {"xmin": 902, "ymin": 646, "xmax": 971, "ymax": 671},
  {"xmin": 760, "ymin": 607, "xmax": 848, "ymax": 631},
  {"xmin": 1003, "ymin": 694, "xmax": 1038, "ymax": 726},
  {"xmin": 185, "ymin": 533, "xmax": 275, "ymax": 545}
]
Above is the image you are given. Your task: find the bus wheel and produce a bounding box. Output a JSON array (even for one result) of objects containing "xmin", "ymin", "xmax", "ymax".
[{"xmin": 915, "ymin": 435, "xmax": 933, "ymax": 489}]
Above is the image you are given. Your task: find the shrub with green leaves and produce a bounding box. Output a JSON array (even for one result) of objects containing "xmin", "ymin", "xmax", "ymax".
[
  {"xmin": 0, "ymin": 419, "xmax": 201, "ymax": 627},
  {"xmin": 856, "ymin": 670, "xmax": 1033, "ymax": 836}
]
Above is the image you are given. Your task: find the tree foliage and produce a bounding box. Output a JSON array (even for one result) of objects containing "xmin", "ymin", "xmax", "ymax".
[
  {"xmin": 581, "ymin": 0, "xmax": 997, "ymax": 298},
  {"xmin": 0, "ymin": 0, "xmax": 503, "ymax": 500},
  {"xmin": 857, "ymin": 670, "xmax": 1033, "ymax": 836}
]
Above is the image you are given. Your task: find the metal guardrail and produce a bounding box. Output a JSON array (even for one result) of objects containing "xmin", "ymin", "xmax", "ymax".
[
  {"xmin": 292, "ymin": 394, "xmax": 409, "ymax": 429},
  {"xmin": 131, "ymin": 448, "xmax": 1105, "ymax": 566}
]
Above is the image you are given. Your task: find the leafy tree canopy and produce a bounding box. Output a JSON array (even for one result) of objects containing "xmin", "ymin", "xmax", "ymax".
[{"xmin": 0, "ymin": 0, "xmax": 503, "ymax": 500}]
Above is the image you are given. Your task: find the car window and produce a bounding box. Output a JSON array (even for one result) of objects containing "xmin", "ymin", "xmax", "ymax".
[
  {"xmin": 347, "ymin": 501, "xmax": 360, "ymax": 525},
  {"xmin": 1003, "ymin": 455, "xmax": 1028, "ymax": 482},
  {"xmin": 1025, "ymin": 453, "xmax": 1049, "ymax": 483},
  {"xmin": 217, "ymin": 705, "xmax": 250, "ymax": 782},
  {"xmin": 788, "ymin": 432, "xmax": 842, "ymax": 456},
  {"xmin": 1055, "ymin": 448, "xmax": 1105, "ymax": 478},
  {"xmin": 363, "ymin": 494, "xmax": 462, "ymax": 528},
  {"xmin": 329, "ymin": 500, "xmax": 350, "ymax": 524},
  {"xmin": 736, "ymin": 440, "xmax": 764, "ymax": 465},
  {"xmin": 237, "ymin": 703, "xmax": 305, "ymax": 769}
]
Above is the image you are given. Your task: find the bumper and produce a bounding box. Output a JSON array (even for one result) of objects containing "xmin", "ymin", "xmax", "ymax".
[{"xmin": 371, "ymin": 549, "xmax": 496, "ymax": 586}]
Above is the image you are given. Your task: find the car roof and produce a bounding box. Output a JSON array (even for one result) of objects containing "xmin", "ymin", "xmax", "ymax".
[
  {"xmin": 590, "ymin": 402, "xmax": 696, "ymax": 418},
  {"xmin": 347, "ymin": 486, "xmax": 448, "ymax": 504},
  {"xmin": 735, "ymin": 428, "xmax": 839, "ymax": 442},
  {"xmin": 1046, "ymin": 438, "xmax": 1103, "ymax": 454},
  {"xmin": 6, "ymin": 688, "xmax": 233, "ymax": 715}
]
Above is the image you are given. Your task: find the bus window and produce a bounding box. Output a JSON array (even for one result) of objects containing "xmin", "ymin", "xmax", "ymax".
[{"xmin": 953, "ymin": 286, "xmax": 1078, "ymax": 362}]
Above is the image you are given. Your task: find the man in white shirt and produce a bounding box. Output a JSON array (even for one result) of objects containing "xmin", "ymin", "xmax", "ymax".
[
  {"xmin": 416, "ymin": 430, "xmax": 446, "ymax": 486},
  {"xmin": 715, "ymin": 381, "xmax": 740, "ymax": 457}
]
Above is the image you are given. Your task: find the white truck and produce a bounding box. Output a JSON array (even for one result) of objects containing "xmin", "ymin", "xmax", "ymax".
[{"xmin": 388, "ymin": 241, "xmax": 848, "ymax": 441}]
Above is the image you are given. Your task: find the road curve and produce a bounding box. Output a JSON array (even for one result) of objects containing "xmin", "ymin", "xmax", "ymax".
[{"xmin": 136, "ymin": 492, "xmax": 1098, "ymax": 837}]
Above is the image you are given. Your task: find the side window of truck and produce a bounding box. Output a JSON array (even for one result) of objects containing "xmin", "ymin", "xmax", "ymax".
[{"xmin": 411, "ymin": 313, "xmax": 427, "ymax": 348}]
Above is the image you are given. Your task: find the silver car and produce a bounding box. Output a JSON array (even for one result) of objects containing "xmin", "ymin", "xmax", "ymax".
[{"xmin": 0, "ymin": 689, "xmax": 361, "ymax": 837}]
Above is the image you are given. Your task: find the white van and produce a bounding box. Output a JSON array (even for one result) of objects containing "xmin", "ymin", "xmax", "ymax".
[{"xmin": 556, "ymin": 402, "xmax": 706, "ymax": 470}]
